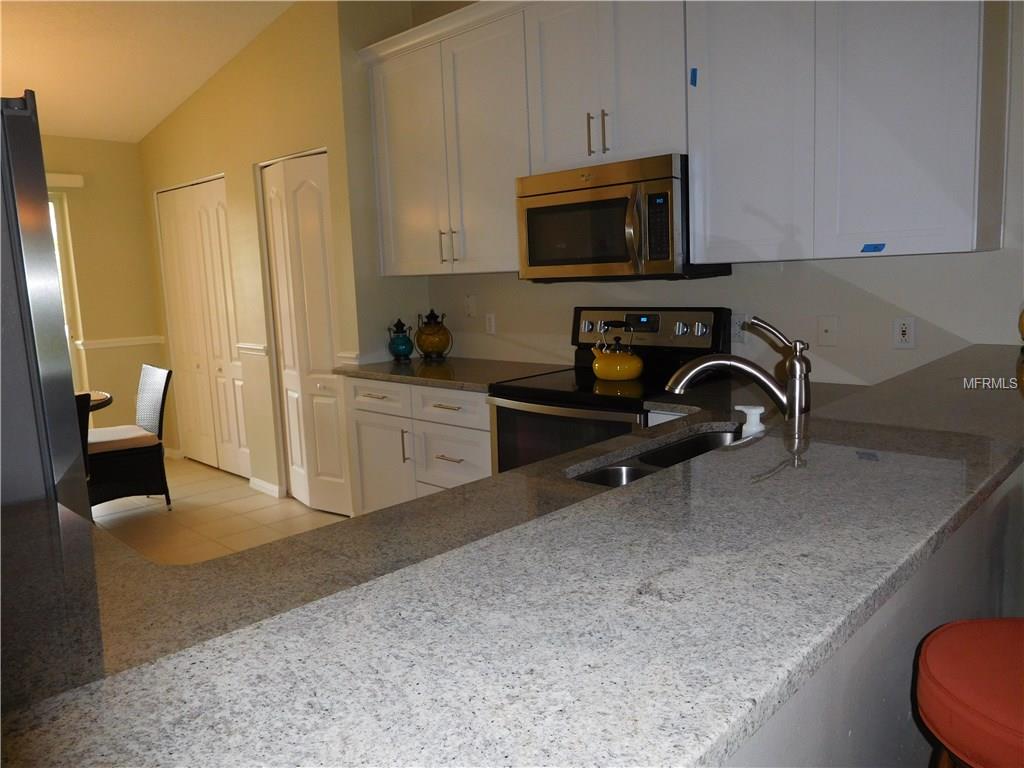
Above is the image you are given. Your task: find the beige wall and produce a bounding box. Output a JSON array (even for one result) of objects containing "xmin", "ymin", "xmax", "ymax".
[
  {"xmin": 337, "ymin": 2, "xmax": 431, "ymax": 358},
  {"xmin": 410, "ymin": 1, "xmax": 474, "ymax": 27},
  {"xmin": 428, "ymin": 9, "xmax": 1024, "ymax": 385},
  {"xmin": 139, "ymin": 2, "xmax": 353, "ymax": 486},
  {"xmin": 138, "ymin": 1, "xmax": 426, "ymax": 487},
  {"xmin": 40, "ymin": 135, "xmax": 168, "ymax": 428}
]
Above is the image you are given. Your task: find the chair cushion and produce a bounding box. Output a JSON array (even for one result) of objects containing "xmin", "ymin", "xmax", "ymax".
[
  {"xmin": 917, "ymin": 618, "xmax": 1024, "ymax": 768},
  {"xmin": 87, "ymin": 424, "xmax": 160, "ymax": 454}
]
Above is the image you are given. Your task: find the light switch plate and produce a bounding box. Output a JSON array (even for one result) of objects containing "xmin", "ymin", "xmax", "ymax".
[{"xmin": 893, "ymin": 317, "xmax": 916, "ymax": 349}]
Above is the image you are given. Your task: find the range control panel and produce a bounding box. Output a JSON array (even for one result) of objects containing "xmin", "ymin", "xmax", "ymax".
[{"xmin": 573, "ymin": 307, "xmax": 728, "ymax": 350}]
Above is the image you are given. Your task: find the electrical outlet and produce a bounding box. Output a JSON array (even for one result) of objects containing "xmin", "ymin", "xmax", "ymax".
[
  {"xmin": 464, "ymin": 294, "xmax": 478, "ymax": 318},
  {"xmin": 485, "ymin": 313, "xmax": 496, "ymax": 335},
  {"xmin": 817, "ymin": 315, "xmax": 838, "ymax": 347},
  {"xmin": 893, "ymin": 316, "xmax": 916, "ymax": 349},
  {"xmin": 730, "ymin": 314, "xmax": 747, "ymax": 344}
]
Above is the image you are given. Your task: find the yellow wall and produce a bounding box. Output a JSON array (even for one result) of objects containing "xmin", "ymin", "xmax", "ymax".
[
  {"xmin": 40, "ymin": 135, "xmax": 168, "ymax": 428},
  {"xmin": 138, "ymin": 1, "xmax": 427, "ymax": 488}
]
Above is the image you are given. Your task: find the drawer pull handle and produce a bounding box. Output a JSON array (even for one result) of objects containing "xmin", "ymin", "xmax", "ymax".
[
  {"xmin": 400, "ymin": 429, "xmax": 410, "ymax": 463},
  {"xmin": 435, "ymin": 454, "xmax": 465, "ymax": 464},
  {"xmin": 363, "ymin": 392, "xmax": 388, "ymax": 400},
  {"xmin": 432, "ymin": 403, "xmax": 462, "ymax": 411}
]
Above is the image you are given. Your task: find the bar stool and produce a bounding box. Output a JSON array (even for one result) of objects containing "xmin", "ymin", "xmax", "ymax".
[{"xmin": 916, "ymin": 618, "xmax": 1024, "ymax": 768}]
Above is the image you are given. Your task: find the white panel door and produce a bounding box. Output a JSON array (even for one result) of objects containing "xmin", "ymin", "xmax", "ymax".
[
  {"xmin": 373, "ymin": 44, "xmax": 451, "ymax": 275},
  {"xmin": 603, "ymin": 2, "xmax": 688, "ymax": 160},
  {"xmin": 814, "ymin": 2, "xmax": 981, "ymax": 258},
  {"xmin": 685, "ymin": 2, "xmax": 815, "ymax": 264},
  {"xmin": 192, "ymin": 179, "xmax": 250, "ymax": 477},
  {"xmin": 156, "ymin": 186, "xmax": 218, "ymax": 467},
  {"xmin": 262, "ymin": 154, "xmax": 351, "ymax": 515},
  {"xmin": 442, "ymin": 12, "xmax": 530, "ymax": 274},
  {"xmin": 525, "ymin": 2, "xmax": 607, "ymax": 172},
  {"xmin": 349, "ymin": 410, "xmax": 416, "ymax": 514}
]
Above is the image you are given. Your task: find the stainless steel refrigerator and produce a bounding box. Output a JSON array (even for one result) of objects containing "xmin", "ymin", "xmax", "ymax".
[{"xmin": 2, "ymin": 90, "xmax": 103, "ymax": 711}]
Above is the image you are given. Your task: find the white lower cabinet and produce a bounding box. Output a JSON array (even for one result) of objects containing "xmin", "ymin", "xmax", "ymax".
[
  {"xmin": 345, "ymin": 379, "xmax": 493, "ymax": 514},
  {"xmin": 414, "ymin": 420, "xmax": 492, "ymax": 490},
  {"xmin": 349, "ymin": 410, "xmax": 417, "ymax": 515}
]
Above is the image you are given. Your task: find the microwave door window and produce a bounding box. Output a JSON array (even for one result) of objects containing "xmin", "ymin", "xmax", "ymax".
[{"xmin": 526, "ymin": 198, "xmax": 629, "ymax": 266}]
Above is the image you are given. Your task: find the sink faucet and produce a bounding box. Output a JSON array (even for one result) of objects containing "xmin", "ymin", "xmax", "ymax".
[{"xmin": 666, "ymin": 316, "xmax": 811, "ymax": 419}]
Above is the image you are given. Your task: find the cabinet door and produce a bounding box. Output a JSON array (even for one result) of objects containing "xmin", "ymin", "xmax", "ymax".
[
  {"xmin": 814, "ymin": 3, "xmax": 981, "ymax": 258},
  {"xmin": 442, "ymin": 13, "xmax": 530, "ymax": 274},
  {"xmin": 685, "ymin": 2, "xmax": 814, "ymax": 264},
  {"xmin": 373, "ymin": 44, "xmax": 451, "ymax": 275},
  {"xmin": 156, "ymin": 186, "xmax": 219, "ymax": 467},
  {"xmin": 413, "ymin": 421, "xmax": 492, "ymax": 489},
  {"xmin": 349, "ymin": 410, "xmax": 416, "ymax": 514},
  {"xmin": 193, "ymin": 178, "xmax": 250, "ymax": 478},
  {"xmin": 262, "ymin": 155, "xmax": 352, "ymax": 515},
  {"xmin": 601, "ymin": 2, "xmax": 687, "ymax": 160},
  {"xmin": 525, "ymin": 2, "xmax": 606, "ymax": 172}
]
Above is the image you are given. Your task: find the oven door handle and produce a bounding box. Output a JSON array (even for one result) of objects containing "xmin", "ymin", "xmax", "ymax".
[
  {"xmin": 624, "ymin": 184, "xmax": 643, "ymax": 273},
  {"xmin": 486, "ymin": 396, "xmax": 644, "ymax": 425}
]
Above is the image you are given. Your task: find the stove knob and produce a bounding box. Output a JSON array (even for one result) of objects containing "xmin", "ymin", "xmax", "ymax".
[
  {"xmin": 693, "ymin": 321, "xmax": 710, "ymax": 337},
  {"xmin": 674, "ymin": 320, "xmax": 690, "ymax": 337},
  {"xmin": 581, "ymin": 320, "xmax": 595, "ymax": 333}
]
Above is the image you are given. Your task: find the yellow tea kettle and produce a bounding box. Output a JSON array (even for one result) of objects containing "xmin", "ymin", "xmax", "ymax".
[{"xmin": 592, "ymin": 322, "xmax": 643, "ymax": 381}]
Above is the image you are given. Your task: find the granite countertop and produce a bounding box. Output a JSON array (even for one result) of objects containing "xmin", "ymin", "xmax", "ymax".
[
  {"xmin": 3, "ymin": 345, "xmax": 1021, "ymax": 766},
  {"xmin": 333, "ymin": 356, "xmax": 571, "ymax": 392}
]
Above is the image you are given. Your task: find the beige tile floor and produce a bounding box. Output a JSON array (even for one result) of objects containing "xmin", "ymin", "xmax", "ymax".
[{"xmin": 91, "ymin": 458, "xmax": 344, "ymax": 565}]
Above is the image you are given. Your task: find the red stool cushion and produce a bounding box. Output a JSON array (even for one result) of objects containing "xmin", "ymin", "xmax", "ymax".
[{"xmin": 917, "ymin": 618, "xmax": 1024, "ymax": 768}]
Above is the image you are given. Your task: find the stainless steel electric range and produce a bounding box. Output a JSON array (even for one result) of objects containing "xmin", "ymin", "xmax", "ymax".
[{"xmin": 487, "ymin": 306, "xmax": 732, "ymax": 472}]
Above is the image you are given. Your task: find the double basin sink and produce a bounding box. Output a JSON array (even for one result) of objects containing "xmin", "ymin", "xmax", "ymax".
[{"xmin": 577, "ymin": 429, "xmax": 738, "ymax": 487}]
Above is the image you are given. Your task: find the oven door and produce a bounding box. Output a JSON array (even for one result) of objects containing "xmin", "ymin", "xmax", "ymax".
[
  {"xmin": 488, "ymin": 397, "xmax": 645, "ymax": 473},
  {"xmin": 517, "ymin": 182, "xmax": 642, "ymax": 280}
]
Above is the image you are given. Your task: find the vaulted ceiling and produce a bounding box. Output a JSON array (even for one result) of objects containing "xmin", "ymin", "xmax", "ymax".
[{"xmin": 1, "ymin": 1, "xmax": 291, "ymax": 142}]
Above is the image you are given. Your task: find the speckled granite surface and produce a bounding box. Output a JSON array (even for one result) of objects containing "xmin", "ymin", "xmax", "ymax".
[
  {"xmin": 333, "ymin": 356, "xmax": 570, "ymax": 392},
  {"xmin": 3, "ymin": 346, "xmax": 1022, "ymax": 766}
]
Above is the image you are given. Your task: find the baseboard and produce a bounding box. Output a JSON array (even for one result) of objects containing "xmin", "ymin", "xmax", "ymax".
[
  {"xmin": 249, "ymin": 477, "xmax": 286, "ymax": 498},
  {"xmin": 164, "ymin": 447, "xmax": 184, "ymax": 460}
]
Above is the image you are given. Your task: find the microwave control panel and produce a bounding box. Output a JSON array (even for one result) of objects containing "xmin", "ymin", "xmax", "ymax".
[{"xmin": 647, "ymin": 193, "xmax": 671, "ymax": 261}]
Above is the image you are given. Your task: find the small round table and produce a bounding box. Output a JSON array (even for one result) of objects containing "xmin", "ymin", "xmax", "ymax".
[{"xmin": 83, "ymin": 390, "xmax": 113, "ymax": 412}]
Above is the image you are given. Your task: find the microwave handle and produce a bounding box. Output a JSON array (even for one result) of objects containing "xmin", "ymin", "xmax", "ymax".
[{"xmin": 624, "ymin": 185, "xmax": 643, "ymax": 271}]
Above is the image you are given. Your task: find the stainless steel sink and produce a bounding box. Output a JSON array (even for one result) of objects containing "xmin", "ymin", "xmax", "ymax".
[
  {"xmin": 637, "ymin": 429, "xmax": 737, "ymax": 468},
  {"xmin": 576, "ymin": 428, "xmax": 739, "ymax": 487},
  {"xmin": 576, "ymin": 465, "xmax": 659, "ymax": 487}
]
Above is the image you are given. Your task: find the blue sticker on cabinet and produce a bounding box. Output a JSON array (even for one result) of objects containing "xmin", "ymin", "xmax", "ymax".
[
  {"xmin": 690, "ymin": 68, "xmax": 698, "ymax": 87},
  {"xmin": 861, "ymin": 243, "xmax": 886, "ymax": 253}
]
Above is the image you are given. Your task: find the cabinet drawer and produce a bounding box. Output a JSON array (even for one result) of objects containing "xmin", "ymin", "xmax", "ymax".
[
  {"xmin": 345, "ymin": 377, "xmax": 411, "ymax": 417},
  {"xmin": 411, "ymin": 385, "xmax": 490, "ymax": 430},
  {"xmin": 413, "ymin": 421, "xmax": 492, "ymax": 489}
]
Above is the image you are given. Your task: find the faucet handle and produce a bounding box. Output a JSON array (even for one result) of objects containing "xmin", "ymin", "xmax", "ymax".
[{"xmin": 747, "ymin": 316, "xmax": 808, "ymax": 353}]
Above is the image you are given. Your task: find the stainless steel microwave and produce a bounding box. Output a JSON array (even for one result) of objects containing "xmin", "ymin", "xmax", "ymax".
[{"xmin": 516, "ymin": 154, "xmax": 729, "ymax": 281}]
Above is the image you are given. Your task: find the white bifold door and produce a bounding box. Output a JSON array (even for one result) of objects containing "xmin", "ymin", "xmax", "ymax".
[
  {"xmin": 157, "ymin": 179, "xmax": 250, "ymax": 476},
  {"xmin": 261, "ymin": 153, "xmax": 351, "ymax": 515}
]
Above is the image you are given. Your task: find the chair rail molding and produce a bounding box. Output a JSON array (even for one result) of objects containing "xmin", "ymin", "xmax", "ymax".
[
  {"xmin": 236, "ymin": 342, "xmax": 268, "ymax": 356},
  {"xmin": 45, "ymin": 173, "xmax": 85, "ymax": 189},
  {"xmin": 74, "ymin": 335, "xmax": 165, "ymax": 350}
]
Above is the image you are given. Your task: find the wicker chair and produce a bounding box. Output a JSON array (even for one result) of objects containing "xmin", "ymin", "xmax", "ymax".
[{"xmin": 87, "ymin": 365, "xmax": 173, "ymax": 508}]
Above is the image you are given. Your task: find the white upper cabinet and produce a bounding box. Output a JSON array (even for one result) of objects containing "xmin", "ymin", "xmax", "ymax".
[
  {"xmin": 525, "ymin": 2, "xmax": 607, "ymax": 170},
  {"xmin": 442, "ymin": 13, "xmax": 530, "ymax": 274},
  {"xmin": 525, "ymin": 2, "xmax": 687, "ymax": 173},
  {"xmin": 373, "ymin": 44, "xmax": 450, "ymax": 276},
  {"xmin": 372, "ymin": 12, "xmax": 528, "ymax": 276},
  {"xmin": 813, "ymin": 2, "xmax": 1008, "ymax": 259},
  {"xmin": 685, "ymin": 2, "xmax": 815, "ymax": 264},
  {"xmin": 603, "ymin": 2, "xmax": 688, "ymax": 161}
]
